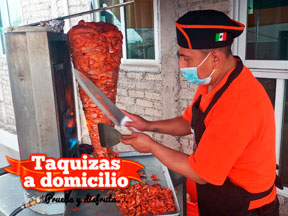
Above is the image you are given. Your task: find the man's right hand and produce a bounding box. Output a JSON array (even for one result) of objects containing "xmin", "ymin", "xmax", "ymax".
[
  {"xmin": 121, "ymin": 110, "xmax": 191, "ymax": 136},
  {"xmin": 122, "ymin": 110, "xmax": 151, "ymax": 132}
]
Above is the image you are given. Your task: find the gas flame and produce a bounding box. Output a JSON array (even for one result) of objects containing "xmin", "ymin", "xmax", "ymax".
[
  {"xmin": 68, "ymin": 116, "xmax": 90, "ymax": 150},
  {"xmin": 69, "ymin": 128, "xmax": 89, "ymax": 150},
  {"xmin": 69, "ymin": 138, "xmax": 78, "ymax": 150},
  {"xmin": 67, "ymin": 119, "xmax": 75, "ymax": 128}
]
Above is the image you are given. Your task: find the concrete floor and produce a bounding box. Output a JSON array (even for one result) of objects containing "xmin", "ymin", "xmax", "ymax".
[
  {"xmin": 279, "ymin": 195, "xmax": 288, "ymax": 216},
  {"xmin": 0, "ymin": 144, "xmax": 19, "ymax": 168}
]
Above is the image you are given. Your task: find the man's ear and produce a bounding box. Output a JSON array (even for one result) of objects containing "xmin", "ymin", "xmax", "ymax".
[{"xmin": 211, "ymin": 49, "xmax": 223, "ymax": 69}]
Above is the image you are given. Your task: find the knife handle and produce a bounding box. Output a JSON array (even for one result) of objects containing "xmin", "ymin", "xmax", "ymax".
[{"xmin": 120, "ymin": 116, "xmax": 140, "ymax": 132}]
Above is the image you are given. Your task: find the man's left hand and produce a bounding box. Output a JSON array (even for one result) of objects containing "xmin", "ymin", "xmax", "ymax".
[{"xmin": 120, "ymin": 133, "xmax": 157, "ymax": 153}]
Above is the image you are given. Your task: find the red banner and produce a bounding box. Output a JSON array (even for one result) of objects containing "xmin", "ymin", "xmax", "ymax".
[{"xmin": 4, "ymin": 154, "xmax": 144, "ymax": 191}]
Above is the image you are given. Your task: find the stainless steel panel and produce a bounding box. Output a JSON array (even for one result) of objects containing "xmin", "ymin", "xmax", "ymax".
[
  {"xmin": 5, "ymin": 31, "xmax": 61, "ymax": 160},
  {"xmin": 5, "ymin": 29, "xmax": 76, "ymax": 160}
]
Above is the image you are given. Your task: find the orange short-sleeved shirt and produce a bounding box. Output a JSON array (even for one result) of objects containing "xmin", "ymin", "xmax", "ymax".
[{"xmin": 182, "ymin": 63, "xmax": 277, "ymax": 210}]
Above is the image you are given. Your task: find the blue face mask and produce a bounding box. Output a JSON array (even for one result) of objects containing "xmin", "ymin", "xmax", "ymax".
[{"xmin": 180, "ymin": 52, "xmax": 215, "ymax": 85}]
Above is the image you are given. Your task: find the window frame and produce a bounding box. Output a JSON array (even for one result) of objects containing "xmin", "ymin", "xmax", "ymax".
[
  {"xmin": 233, "ymin": 0, "xmax": 288, "ymax": 197},
  {"xmin": 236, "ymin": 0, "xmax": 288, "ymax": 70},
  {"xmin": 91, "ymin": 0, "xmax": 160, "ymax": 67}
]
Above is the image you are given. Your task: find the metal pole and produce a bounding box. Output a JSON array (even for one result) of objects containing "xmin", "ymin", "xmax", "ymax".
[{"xmin": 26, "ymin": 1, "xmax": 134, "ymax": 26}]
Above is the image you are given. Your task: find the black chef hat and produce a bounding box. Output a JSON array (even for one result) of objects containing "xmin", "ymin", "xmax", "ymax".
[{"xmin": 176, "ymin": 10, "xmax": 245, "ymax": 50}]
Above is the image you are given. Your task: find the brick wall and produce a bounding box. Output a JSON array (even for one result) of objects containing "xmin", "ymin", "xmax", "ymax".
[
  {"xmin": 114, "ymin": 71, "xmax": 164, "ymax": 152},
  {"xmin": 0, "ymin": 58, "xmax": 16, "ymax": 133},
  {"xmin": 21, "ymin": 0, "xmax": 52, "ymax": 24},
  {"xmin": 20, "ymin": 0, "xmax": 91, "ymax": 27}
]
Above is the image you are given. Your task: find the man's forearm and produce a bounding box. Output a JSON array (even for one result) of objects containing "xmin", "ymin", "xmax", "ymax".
[
  {"xmin": 147, "ymin": 116, "xmax": 191, "ymax": 136},
  {"xmin": 150, "ymin": 140, "xmax": 206, "ymax": 184}
]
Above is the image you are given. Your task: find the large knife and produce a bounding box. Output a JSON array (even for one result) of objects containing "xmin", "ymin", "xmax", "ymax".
[{"xmin": 74, "ymin": 69, "xmax": 139, "ymax": 132}]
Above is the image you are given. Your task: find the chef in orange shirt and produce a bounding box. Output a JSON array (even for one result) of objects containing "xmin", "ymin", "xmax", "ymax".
[{"xmin": 121, "ymin": 10, "xmax": 279, "ymax": 216}]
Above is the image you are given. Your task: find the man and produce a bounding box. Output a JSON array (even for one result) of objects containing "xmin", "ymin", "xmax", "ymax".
[{"xmin": 121, "ymin": 10, "xmax": 279, "ymax": 216}]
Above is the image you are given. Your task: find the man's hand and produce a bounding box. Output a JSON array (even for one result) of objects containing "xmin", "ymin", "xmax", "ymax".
[
  {"xmin": 122, "ymin": 110, "xmax": 150, "ymax": 131},
  {"xmin": 121, "ymin": 132, "xmax": 207, "ymax": 184},
  {"xmin": 122, "ymin": 110, "xmax": 191, "ymax": 136},
  {"xmin": 120, "ymin": 132, "xmax": 157, "ymax": 153}
]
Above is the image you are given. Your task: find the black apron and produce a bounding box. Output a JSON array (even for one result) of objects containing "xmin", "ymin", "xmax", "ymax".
[{"xmin": 190, "ymin": 59, "xmax": 275, "ymax": 216}]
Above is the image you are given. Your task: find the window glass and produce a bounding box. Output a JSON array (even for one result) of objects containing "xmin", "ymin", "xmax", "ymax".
[
  {"xmin": 0, "ymin": 10, "xmax": 4, "ymax": 54},
  {"xmin": 124, "ymin": 0, "xmax": 155, "ymax": 59},
  {"xmin": 0, "ymin": 0, "xmax": 22, "ymax": 54},
  {"xmin": 257, "ymin": 78, "xmax": 276, "ymax": 108},
  {"xmin": 94, "ymin": 0, "xmax": 155, "ymax": 60},
  {"xmin": 0, "ymin": 0, "xmax": 8, "ymax": 54},
  {"xmin": 98, "ymin": 0, "xmax": 121, "ymax": 31},
  {"xmin": 246, "ymin": 0, "xmax": 288, "ymax": 60},
  {"xmin": 7, "ymin": 0, "xmax": 22, "ymax": 26},
  {"xmin": 0, "ymin": 0, "xmax": 8, "ymax": 26},
  {"xmin": 280, "ymin": 80, "xmax": 288, "ymax": 186}
]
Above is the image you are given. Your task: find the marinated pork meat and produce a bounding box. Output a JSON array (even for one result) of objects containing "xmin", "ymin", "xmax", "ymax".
[
  {"xmin": 114, "ymin": 184, "xmax": 176, "ymax": 216},
  {"xmin": 68, "ymin": 20, "xmax": 123, "ymax": 157}
]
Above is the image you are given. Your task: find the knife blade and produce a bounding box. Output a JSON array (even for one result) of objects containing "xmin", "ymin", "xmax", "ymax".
[{"xmin": 74, "ymin": 69, "xmax": 139, "ymax": 132}]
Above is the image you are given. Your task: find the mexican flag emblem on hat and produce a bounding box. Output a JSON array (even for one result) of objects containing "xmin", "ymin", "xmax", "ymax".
[{"xmin": 215, "ymin": 32, "xmax": 227, "ymax": 42}]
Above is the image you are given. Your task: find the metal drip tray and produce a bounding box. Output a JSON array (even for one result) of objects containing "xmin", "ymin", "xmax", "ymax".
[{"xmin": 65, "ymin": 151, "xmax": 181, "ymax": 216}]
